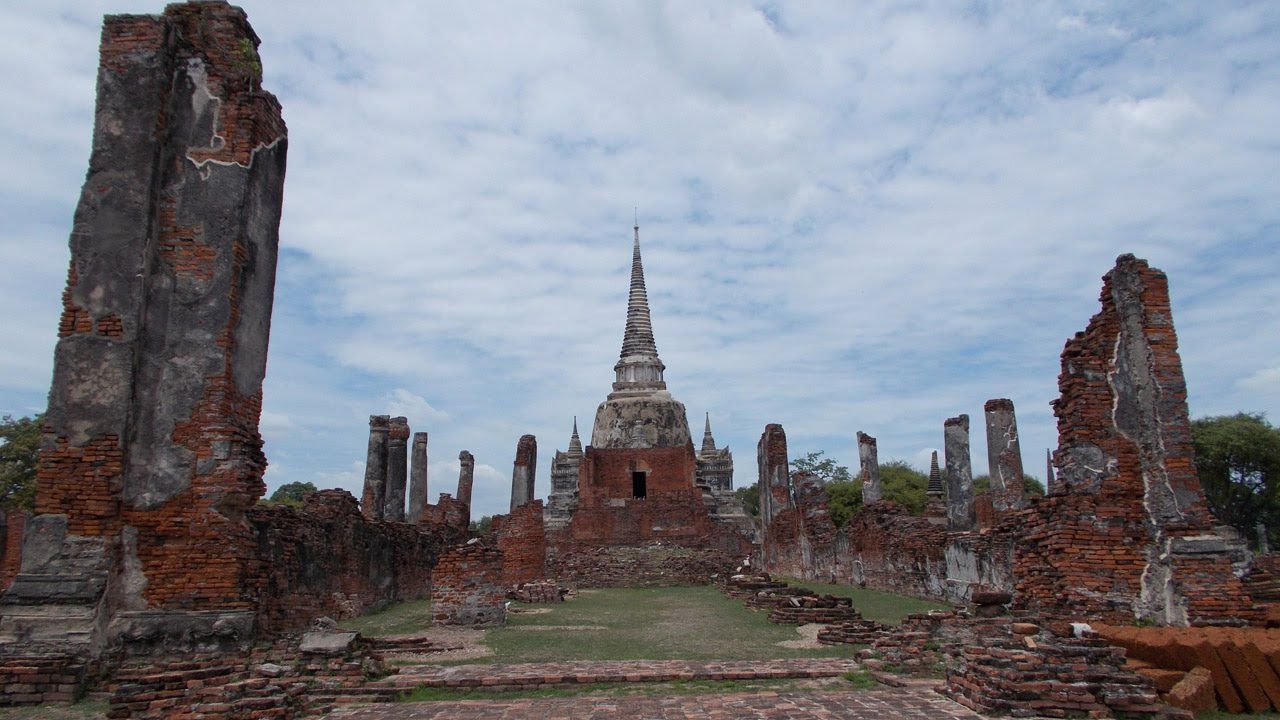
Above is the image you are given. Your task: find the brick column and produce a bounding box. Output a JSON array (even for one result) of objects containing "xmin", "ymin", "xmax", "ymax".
[
  {"xmin": 944, "ymin": 415, "xmax": 975, "ymax": 532},
  {"xmin": 510, "ymin": 435, "xmax": 537, "ymax": 511},
  {"xmin": 857, "ymin": 431, "xmax": 881, "ymax": 504},
  {"xmin": 983, "ymin": 399, "xmax": 1025, "ymax": 511},
  {"xmin": 757, "ymin": 424, "xmax": 791, "ymax": 528},
  {"xmin": 383, "ymin": 417, "xmax": 409, "ymax": 521},
  {"xmin": 361, "ymin": 415, "xmax": 389, "ymax": 520},
  {"xmin": 408, "ymin": 432, "xmax": 428, "ymax": 524},
  {"xmin": 457, "ymin": 450, "xmax": 475, "ymax": 510}
]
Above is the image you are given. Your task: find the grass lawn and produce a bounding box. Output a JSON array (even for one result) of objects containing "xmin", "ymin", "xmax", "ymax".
[
  {"xmin": 776, "ymin": 578, "xmax": 951, "ymax": 625},
  {"xmin": 485, "ymin": 586, "xmax": 860, "ymax": 663},
  {"xmin": 0, "ymin": 702, "xmax": 107, "ymax": 720},
  {"xmin": 340, "ymin": 598, "xmax": 432, "ymax": 636},
  {"xmin": 399, "ymin": 676, "xmax": 861, "ymax": 702}
]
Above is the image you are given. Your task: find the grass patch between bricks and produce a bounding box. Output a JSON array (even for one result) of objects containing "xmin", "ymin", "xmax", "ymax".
[
  {"xmin": 776, "ymin": 577, "xmax": 951, "ymax": 625},
  {"xmin": 339, "ymin": 598, "xmax": 432, "ymax": 637}
]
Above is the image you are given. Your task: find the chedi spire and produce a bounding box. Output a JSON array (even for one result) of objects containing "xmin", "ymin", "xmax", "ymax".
[{"xmin": 611, "ymin": 223, "xmax": 667, "ymax": 396}]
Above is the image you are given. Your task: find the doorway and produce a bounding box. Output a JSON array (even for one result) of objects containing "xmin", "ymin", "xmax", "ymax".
[{"xmin": 632, "ymin": 471, "xmax": 647, "ymax": 498}]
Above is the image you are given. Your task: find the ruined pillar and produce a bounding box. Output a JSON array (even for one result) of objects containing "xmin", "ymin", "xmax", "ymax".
[
  {"xmin": 408, "ymin": 432, "xmax": 428, "ymax": 524},
  {"xmin": 510, "ymin": 434, "xmax": 537, "ymax": 511},
  {"xmin": 457, "ymin": 450, "xmax": 475, "ymax": 510},
  {"xmin": 857, "ymin": 432, "xmax": 881, "ymax": 504},
  {"xmin": 1258, "ymin": 523, "xmax": 1271, "ymax": 555},
  {"xmin": 983, "ymin": 399, "xmax": 1025, "ymax": 512},
  {"xmin": 944, "ymin": 415, "xmax": 975, "ymax": 532},
  {"xmin": 0, "ymin": 2, "xmax": 287, "ymax": 657},
  {"xmin": 361, "ymin": 415, "xmax": 390, "ymax": 520},
  {"xmin": 383, "ymin": 417, "xmax": 409, "ymax": 522},
  {"xmin": 1045, "ymin": 449, "xmax": 1057, "ymax": 495},
  {"xmin": 757, "ymin": 424, "xmax": 792, "ymax": 528}
]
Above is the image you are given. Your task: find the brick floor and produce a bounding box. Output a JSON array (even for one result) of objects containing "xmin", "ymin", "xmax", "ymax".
[
  {"xmin": 324, "ymin": 687, "xmax": 984, "ymax": 719},
  {"xmin": 378, "ymin": 658, "xmax": 862, "ymax": 690}
]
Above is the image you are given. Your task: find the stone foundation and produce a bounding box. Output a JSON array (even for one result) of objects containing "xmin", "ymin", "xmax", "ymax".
[{"xmin": 548, "ymin": 544, "xmax": 736, "ymax": 588}]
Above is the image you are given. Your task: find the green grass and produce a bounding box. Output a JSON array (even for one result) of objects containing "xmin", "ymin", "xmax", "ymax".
[
  {"xmin": 483, "ymin": 586, "xmax": 860, "ymax": 663},
  {"xmin": 776, "ymin": 577, "xmax": 951, "ymax": 625},
  {"xmin": 841, "ymin": 670, "xmax": 880, "ymax": 689},
  {"xmin": 339, "ymin": 598, "xmax": 431, "ymax": 637},
  {"xmin": 0, "ymin": 702, "xmax": 108, "ymax": 720},
  {"xmin": 399, "ymin": 677, "xmax": 841, "ymax": 702}
]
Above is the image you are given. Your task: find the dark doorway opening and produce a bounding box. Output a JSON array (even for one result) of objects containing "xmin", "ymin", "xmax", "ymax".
[{"xmin": 632, "ymin": 471, "xmax": 647, "ymax": 498}]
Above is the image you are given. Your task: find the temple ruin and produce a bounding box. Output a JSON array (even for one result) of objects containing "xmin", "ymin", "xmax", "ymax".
[{"xmin": 0, "ymin": 2, "xmax": 1272, "ymax": 716}]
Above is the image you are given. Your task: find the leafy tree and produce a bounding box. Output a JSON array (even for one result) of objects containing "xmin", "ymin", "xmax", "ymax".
[
  {"xmin": 792, "ymin": 451, "xmax": 852, "ymax": 484},
  {"xmin": 469, "ymin": 515, "xmax": 493, "ymax": 537},
  {"xmin": 1192, "ymin": 413, "xmax": 1280, "ymax": 549},
  {"xmin": 880, "ymin": 460, "xmax": 929, "ymax": 514},
  {"xmin": 734, "ymin": 484, "xmax": 759, "ymax": 517},
  {"xmin": 0, "ymin": 413, "xmax": 42, "ymax": 511},
  {"xmin": 826, "ymin": 480, "xmax": 861, "ymax": 527},
  {"xmin": 267, "ymin": 481, "xmax": 317, "ymax": 507},
  {"xmin": 973, "ymin": 474, "xmax": 1046, "ymax": 497}
]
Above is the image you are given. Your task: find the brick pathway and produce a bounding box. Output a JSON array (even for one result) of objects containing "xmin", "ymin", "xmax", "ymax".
[
  {"xmin": 325, "ymin": 687, "xmax": 984, "ymax": 719},
  {"xmin": 376, "ymin": 658, "xmax": 862, "ymax": 690}
]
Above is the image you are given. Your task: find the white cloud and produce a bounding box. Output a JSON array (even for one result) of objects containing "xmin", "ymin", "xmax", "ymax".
[
  {"xmin": 1238, "ymin": 368, "xmax": 1280, "ymax": 398},
  {"xmin": 0, "ymin": 1, "xmax": 1277, "ymax": 515}
]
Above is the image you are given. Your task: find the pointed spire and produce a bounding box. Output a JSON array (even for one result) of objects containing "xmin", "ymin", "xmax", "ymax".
[
  {"xmin": 568, "ymin": 416, "xmax": 583, "ymax": 456},
  {"xmin": 701, "ymin": 412, "xmax": 718, "ymax": 456},
  {"xmin": 927, "ymin": 450, "xmax": 943, "ymax": 495},
  {"xmin": 611, "ymin": 222, "xmax": 667, "ymax": 396},
  {"xmin": 621, "ymin": 223, "xmax": 659, "ymax": 358}
]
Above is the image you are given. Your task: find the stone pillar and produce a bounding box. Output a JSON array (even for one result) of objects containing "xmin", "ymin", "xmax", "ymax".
[
  {"xmin": 408, "ymin": 432, "xmax": 428, "ymax": 524},
  {"xmin": 1258, "ymin": 522, "xmax": 1271, "ymax": 555},
  {"xmin": 383, "ymin": 417, "xmax": 409, "ymax": 521},
  {"xmin": 0, "ymin": 2, "xmax": 287, "ymax": 657},
  {"xmin": 510, "ymin": 434, "xmax": 537, "ymax": 511},
  {"xmin": 757, "ymin": 424, "xmax": 791, "ymax": 528},
  {"xmin": 857, "ymin": 432, "xmax": 881, "ymax": 504},
  {"xmin": 1045, "ymin": 449, "xmax": 1057, "ymax": 495},
  {"xmin": 457, "ymin": 450, "xmax": 475, "ymax": 510},
  {"xmin": 361, "ymin": 415, "xmax": 390, "ymax": 520},
  {"xmin": 983, "ymin": 399, "xmax": 1025, "ymax": 512},
  {"xmin": 944, "ymin": 415, "xmax": 975, "ymax": 532}
]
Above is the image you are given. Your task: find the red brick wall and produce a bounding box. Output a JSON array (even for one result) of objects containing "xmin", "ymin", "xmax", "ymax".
[
  {"xmin": 494, "ymin": 500, "xmax": 546, "ymax": 586},
  {"xmin": 247, "ymin": 490, "xmax": 463, "ymax": 633},
  {"xmin": 842, "ymin": 504, "xmax": 949, "ymax": 599},
  {"xmin": 0, "ymin": 510, "xmax": 25, "ymax": 592},
  {"xmin": 418, "ymin": 494, "xmax": 469, "ymax": 531},
  {"xmin": 431, "ymin": 544, "xmax": 505, "ymax": 626}
]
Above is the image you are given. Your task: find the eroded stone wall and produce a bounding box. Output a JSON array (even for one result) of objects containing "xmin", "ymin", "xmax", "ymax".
[
  {"xmin": 247, "ymin": 490, "xmax": 462, "ymax": 635},
  {"xmin": 431, "ymin": 544, "xmax": 505, "ymax": 626},
  {"xmin": 2, "ymin": 1, "xmax": 287, "ymax": 657},
  {"xmin": 494, "ymin": 500, "xmax": 547, "ymax": 586}
]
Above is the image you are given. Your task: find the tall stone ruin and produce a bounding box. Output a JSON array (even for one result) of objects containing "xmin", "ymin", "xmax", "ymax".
[
  {"xmin": 757, "ymin": 424, "xmax": 792, "ymax": 528},
  {"xmin": 857, "ymin": 432, "xmax": 881, "ymax": 504},
  {"xmin": 510, "ymin": 434, "xmax": 537, "ymax": 510},
  {"xmin": 361, "ymin": 415, "xmax": 389, "ymax": 520},
  {"xmin": 408, "ymin": 432, "xmax": 429, "ymax": 524},
  {"xmin": 983, "ymin": 398, "xmax": 1025, "ymax": 512},
  {"xmin": 545, "ymin": 421, "xmax": 582, "ymax": 529},
  {"xmin": 383, "ymin": 417, "xmax": 409, "ymax": 522},
  {"xmin": 1018, "ymin": 254, "xmax": 1258, "ymax": 624},
  {"xmin": 456, "ymin": 450, "xmax": 475, "ymax": 511},
  {"xmin": 944, "ymin": 415, "xmax": 975, "ymax": 532},
  {"xmin": 0, "ymin": 1, "xmax": 287, "ymax": 656}
]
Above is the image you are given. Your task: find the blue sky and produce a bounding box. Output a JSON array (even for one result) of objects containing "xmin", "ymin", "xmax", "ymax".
[{"xmin": 1, "ymin": 1, "xmax": 1277, "ymax": 520}]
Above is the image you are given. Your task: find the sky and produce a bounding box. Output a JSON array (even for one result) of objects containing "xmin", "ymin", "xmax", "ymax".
[{"xmin": 1, "ymin": 1, "xmax": 1277, "ymax": 521}]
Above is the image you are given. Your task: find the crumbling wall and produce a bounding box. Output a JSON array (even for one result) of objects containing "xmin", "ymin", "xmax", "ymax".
[
  {"xmin": 547, "ymin": 544, "xmax": 736, "ymax": 587},
  {"xmin": 0, "ymin": 511, "xmax": 24, "ymax": 592},
  {"xmin": 493, "ymin": 500, "xmax": 547, "ymax": 586},
  {"xmin": 430, "ymin": 544, "xmax": 505, "ymax": 626},
  {"xmin": 843, "ymin": 503, "xmax": 949, "ymax": 599},
  {"xmin": 764, "ymin": 473, "xmax": 841, "ymax": 581},
  {"xmin": 1023, "ymin": 254, "xmax": 1258, "ymax": 625},
  {"xmin": 246, "ymin": 490, "xmax": 462, "ymax": 634},
  {"xmin": 1, "ymin": 1, "xmax": 287, "ymax": 657}
]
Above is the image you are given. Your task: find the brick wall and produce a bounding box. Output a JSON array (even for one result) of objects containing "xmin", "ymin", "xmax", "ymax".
[
  {"xmin": 0, "ymin": 656, "xmax": 87, "ymax": 706},
  {"xmin": 547, "ymin": 544, "xmax": 736, "ymax": 587},
  {"xmin": 246, "ymin": 490, "xmax": 463, "ymax": 633},
  {"xmin": 0, "ymin": 510, "xmax": 24, "ymax": 592},
  {"xmin": 493, "ymin": 500, "xmax": 547, "ymax": 586},
  {"xmin": 430, "ymin": 544, "xmax": 505, "ymax": 626}
]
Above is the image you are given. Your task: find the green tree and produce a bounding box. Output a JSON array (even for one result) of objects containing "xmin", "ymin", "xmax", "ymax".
[
  {"xmin": 880, "ymin": 460, "xmax": 929, "ymax": 514},
  {"xmin": 0, "ymin": 413, "xmax": 42, "ymax": 511},
  {"xmin": 792, "ymin": 451, "xmax": 852, "ymax": 483},
  {"xmin": 826, "ymin": 480, "xmax": 861, "ymax": 527},
  {"xmin": 734, "ymin": 484, "xmax": 759, "ymax": 517},
  {"xmin": 469, "ymin": 515, "xmax": 493, "ymax": 537},
  {"xmin": 267, "ymin": 481, "xmax": 317, "ymax": 507},
  {"xmin": 973, "ymin": 474, "xmax": 1046, "ymax": 497},
  {"xmin": 1192, "ymin": 413, "xmax": 1280, "ymax": 549}
]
